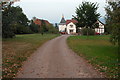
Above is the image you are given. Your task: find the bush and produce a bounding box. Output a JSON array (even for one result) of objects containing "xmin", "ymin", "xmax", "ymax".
[
  {"xmin": 109, "ymin": 23, "xmax": 120, "ymax": 45},
  {"xmin": 14, "ymin": 24, "xmax": 33, "ymax": 34},
  {"xmin": 2, "ymin": 23, "xmax": 15, "ymax": 38},
  {"xmin": 48, "ymin": 25, "xmax": 59, "ymax": 34},
  {"xmin": 81, "ymin": 28, "xmax": 95, "ymax": 35},
  {"xmin": 2, "ymin": 28, "xmax": 15, "ymax": 38},
  {"xmin": 29, "ymin": 21, "xmax": 40, "ymax": 33},
  {"xmin": 40, "ymin": 23, "xmax": 59, "ymax": 34}
]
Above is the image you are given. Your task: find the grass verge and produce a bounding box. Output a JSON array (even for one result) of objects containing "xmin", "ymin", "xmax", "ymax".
[
  {"xmin": 2, "ymin": 34, "xmax": 59, "ymax": 78},
  {"xmin": 67, "ymin": 35, "xmax": 119, "ymax": 78}
]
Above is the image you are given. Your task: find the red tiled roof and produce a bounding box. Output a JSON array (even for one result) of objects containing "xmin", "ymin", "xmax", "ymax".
[
  {"xmin": 33, "ymin": 19, "xmax": 41, "ymax": 26},
  {"xmin": 33, "ymin": 19, "xmax": 51, "ymax": 26},
  {"xmin": 66, "ymin": 19, "xmax": 78, "ymax": 25}
]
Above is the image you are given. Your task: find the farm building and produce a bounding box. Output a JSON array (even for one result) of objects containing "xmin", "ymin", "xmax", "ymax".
[{"xmin": 58, "ymin": 15, "xmax": 105, "ymax": 35}]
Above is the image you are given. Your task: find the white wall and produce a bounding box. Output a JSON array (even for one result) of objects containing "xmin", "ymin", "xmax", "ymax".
[
  {"xmin": 58, "ymin": 25, "xmax": 66, "ymax": 32},
  {"xmin": 95, "ymin": 21, "xmax": 105, "ymax": 34},
  {"xmin": 58, "ymin": 22, "xmax": 77, "ymax": 34},
  {"xmin": 95, "ymin": 28, "xmax": 104, "ymax": 34},
  {"xmin": 99, "ymin": 22, "xmax": 104, "ymax": 28},
  {"xmin": 66, "ymin": 22, "xmax": 76, "ymax": 34}
]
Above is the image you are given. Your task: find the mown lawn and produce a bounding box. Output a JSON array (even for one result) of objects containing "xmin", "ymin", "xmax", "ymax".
[
  {"xmin": 67, "ymin": 35, "xmax": 119, "ymax": 78},
  {"xmin": 2, "ymin": 34, "xmax": 59, "ymax": 78}
]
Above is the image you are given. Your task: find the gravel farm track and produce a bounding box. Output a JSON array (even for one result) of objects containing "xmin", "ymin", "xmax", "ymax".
[{"xmin": 16, "ymin": 35, "xmax": 103, "ymax": 78}]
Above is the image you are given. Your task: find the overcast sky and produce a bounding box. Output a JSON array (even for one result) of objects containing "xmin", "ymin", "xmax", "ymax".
[{"xmin": 13, "ymin": 0, "xmax": 107, "ymax": 23}]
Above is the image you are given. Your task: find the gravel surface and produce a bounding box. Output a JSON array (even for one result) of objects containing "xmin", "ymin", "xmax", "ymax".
[{"xmin": 16, "ymin": 35, "xmax": 103, "ymax": 78}]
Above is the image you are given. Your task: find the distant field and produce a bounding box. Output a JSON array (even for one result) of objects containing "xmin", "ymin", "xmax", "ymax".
[
  {"xmin": 67, "ymin": 35, "xmax": 119, "ymax": 78},
  {"xmin": 2, "ymin": 34, "xmax": 59, "ymax": 78}
]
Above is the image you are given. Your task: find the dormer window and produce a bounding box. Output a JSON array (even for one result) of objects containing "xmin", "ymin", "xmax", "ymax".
[{"xmin": 70, "ymin": 25, "xmax": 73, "ymax": 28}]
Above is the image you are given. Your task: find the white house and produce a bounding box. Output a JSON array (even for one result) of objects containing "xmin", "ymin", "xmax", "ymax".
[
  {"xmin": 59, "ymin": 16, "xmax": 105, "ymax": 35},
  {"xmin": 94, "ymin": 20, "xmax": 105, "ymax": 34},
  {"xmin": 59, "ymin": 16, "xmax": 77, "ymax": 34},
  {"xmin": 66, "ymin": 22, "xmax": 76, "ymax": 34}
]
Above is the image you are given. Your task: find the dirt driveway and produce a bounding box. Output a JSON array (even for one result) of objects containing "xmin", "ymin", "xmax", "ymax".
[{"xmin": 16, "ymin": 35, "xmax": 103, "ymax": 78}]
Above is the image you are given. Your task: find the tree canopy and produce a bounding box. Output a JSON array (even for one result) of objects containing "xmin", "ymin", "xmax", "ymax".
[
  {"xmin": 29, "ymin": 20, "xmax": 40, "ymax": 33},
  {"xmin": 2, "ymin": 2, "xmax": 15, "ymax": 38},
  {"xmin": 2, "ymin": 2, "xmax": 32, "ymax": 38},
  {"xmin": 105, "ymin": 1, "xmax": 120, "ymax": 52},
  {"xmin": 73, "ymin": 1, "xmax": 100, "ymax": 29},
  {"xmin": 2, "ymin": 0, "xmax": 59, "ymax": 38}
]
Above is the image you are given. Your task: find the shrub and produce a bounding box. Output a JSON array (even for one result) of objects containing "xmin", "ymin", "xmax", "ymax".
[
  {"xmin": 81, "ymin": 28, "xmax": 95, "ymax": 35},
  {"xmin": 29, "ymin": 22, "xmax": 40, "ymax": 33},
  {"xmin": 2, "ymin": 28, "xmax": 15, "ymax": 38},
  {"xmin": 14, "ymin": 24, "xmax": 33, "ymax": 34},
  {"xmin": 48, "ymin": 25, "xmax": 59, "ymax": 34}
]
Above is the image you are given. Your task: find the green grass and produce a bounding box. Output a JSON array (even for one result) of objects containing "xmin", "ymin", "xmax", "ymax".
[
  {"xmin": 67, "ymin": 35, "xmax": 119, "ymax": 78},
  {"xmin": 2, "ymin": 34, "xmax": 59, "ymax": 78}
]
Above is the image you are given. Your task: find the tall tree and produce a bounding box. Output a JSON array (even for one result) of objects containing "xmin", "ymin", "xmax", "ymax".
[
  {"xmin": 55, "ymin": 23, "xmax": 58, "ymax": 29},
  {"xmin": 73, "ymin": 1, "xmax": 100, "ymax": 34},
  {"xmin": 40, "ymin": 20, "xmax": 48, "ymax": 33},
  {"xmin": 2, "ymin": 1, "xmax": 31, "ymax": 38},
  {"xmin": 9, "ymin": 6, "xmax": 29, "ymax": 26},
  {"xmin": 29, "ymin": 20, "xmax": 40, "ymax": 33},
  {"xmin": 2, "ymin": 1, "xmax": 15, "ymax": 38},
  {"xmin": 105, "ymin": 1, "xmax": 120, "ymax": 53}
]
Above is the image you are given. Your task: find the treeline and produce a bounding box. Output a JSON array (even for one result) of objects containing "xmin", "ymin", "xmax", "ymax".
[
  {"xmin": 30, "ymin": 19, "xmax": 58, "ymax": 34},
  {"xmin": 2, "ymin": 2, "xmax": 58, "ymax": 38}
]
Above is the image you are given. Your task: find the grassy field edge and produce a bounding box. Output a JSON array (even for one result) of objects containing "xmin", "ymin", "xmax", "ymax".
[
  {"xmin": 67, "ymin": 35, "xmax": 119, "ymax": 78},
  {"xmin": 2, "ymin": 34, "xmax": 59, "ymax": 78}
]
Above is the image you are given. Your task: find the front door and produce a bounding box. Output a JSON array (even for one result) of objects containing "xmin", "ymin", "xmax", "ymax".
[{"xmin": 69, "ymin": 30, "xmax": 73, "ymax": 34}]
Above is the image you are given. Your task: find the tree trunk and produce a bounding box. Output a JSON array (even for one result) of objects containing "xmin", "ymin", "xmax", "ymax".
[
  {"xmin": 87, "ymin": 27, "xmax": 89, "ymax": 39},
  {"xmin": 118, "ymin": 35, "xmax": 120, "ymax": 54}
]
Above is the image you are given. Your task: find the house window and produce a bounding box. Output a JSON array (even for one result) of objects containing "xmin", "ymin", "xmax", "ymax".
[
  {"xmin": 70, "ymin": 25, "xmax": 73, "ymax": 28},
  {"xmin": 70, "ymin": 30, "xmax": 73, "ymax": 33}
]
